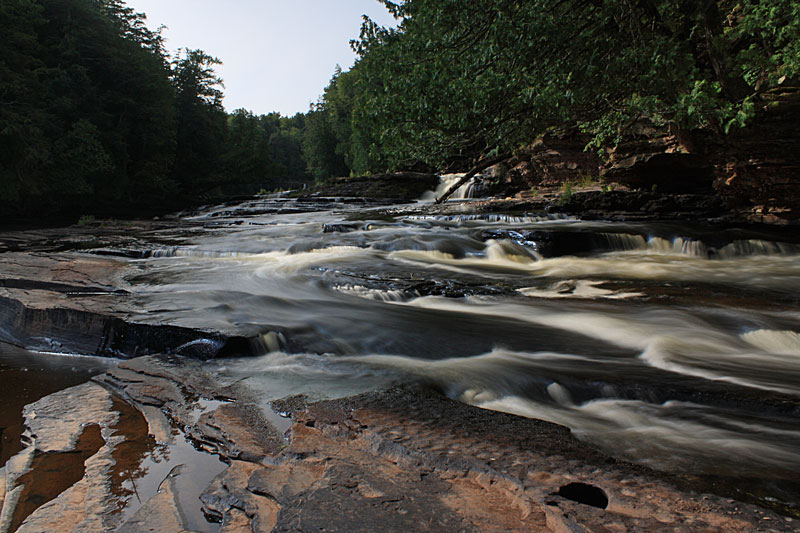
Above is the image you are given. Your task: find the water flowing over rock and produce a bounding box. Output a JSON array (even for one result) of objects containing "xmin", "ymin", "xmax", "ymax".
[
  {"xmin": 1, "ymin": 196, "xmax": 799, "ymax": 530},
  {"xmin": 420, "ymin": 173, "xmax": 479, "ymax": 201},
  {"xmin": 2, "ymin": 355, "xmax": 795, "ymax": 532}
]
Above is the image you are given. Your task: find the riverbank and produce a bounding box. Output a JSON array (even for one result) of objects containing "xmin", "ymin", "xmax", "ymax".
[
  {"xmin": 1, "ymin": 195, "xmax": 799, "ymax": 531},
  {"xmin": 2, "ymin": 354, "xmax": 795, "ymax": 531}
]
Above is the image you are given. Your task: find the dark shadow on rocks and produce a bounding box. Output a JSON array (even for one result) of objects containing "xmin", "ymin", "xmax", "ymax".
[{"xmin": 557, "ymin": 482, "xmax": 609, "ymax": 509}]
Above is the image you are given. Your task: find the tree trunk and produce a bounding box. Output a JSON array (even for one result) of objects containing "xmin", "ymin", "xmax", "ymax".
[
  {"xmin": 435, "ymin": 153, "xmax": 511, "ymax": 204},
  {"xmin": 699, "ymin": 0, "xmax": 751, "ymax": 102}
]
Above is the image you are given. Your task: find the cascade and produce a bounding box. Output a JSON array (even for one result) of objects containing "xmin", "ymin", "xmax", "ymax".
[{"xmin": 419, "ymin": 173, "xmax": 476, "ymax": 201}]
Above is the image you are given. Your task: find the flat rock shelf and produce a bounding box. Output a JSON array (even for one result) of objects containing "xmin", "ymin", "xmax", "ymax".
[{"xmin": 0, "ymin": 355, "xmax": 794, "ymax": 532}]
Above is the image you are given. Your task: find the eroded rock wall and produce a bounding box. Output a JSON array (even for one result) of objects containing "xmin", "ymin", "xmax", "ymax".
[
  {"xmin": 713, "ymin": 88, "xmax": 800, "ymax": 223},
  {"xmin": 482, "ymin": 89, "xmax": 800, "ymax": 223}
]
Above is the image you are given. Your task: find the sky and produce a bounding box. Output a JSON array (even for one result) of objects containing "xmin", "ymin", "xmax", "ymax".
[{"xmin": 126, "ymin": 1, "xmax": 397, "ymax": 116}]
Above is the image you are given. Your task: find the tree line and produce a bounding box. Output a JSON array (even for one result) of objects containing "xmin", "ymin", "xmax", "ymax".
[
  {"xmin": 0, "ymin": 0, "xmax": 312, "ymax": 219},
  {"xmin": 307, "ymin": 0, "xmax": 799, "ymax": 177},
  {"xmin": 2, "ymin": 0, "xmax": 798, "ymax": 219}
]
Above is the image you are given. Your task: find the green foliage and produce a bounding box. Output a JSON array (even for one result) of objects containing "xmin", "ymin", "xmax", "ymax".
[
  {"xmin": 558, "ymin": 182, "xmax": 574, "ymax": 205},
  {"xmin": 220, "ymin": 110, "xmax": 311, "ymax": 193},
  {"xmin": 348, "ymin": 0, "xmax": 800, "ymax": 170},
  {"xmin": 224, "ymin": 110, "xmax": 274, "ymax": 186},
  {"xmin": 170, "ymin": 48, "xmax": 227, "ymax": 193},
  {"xmin": 302, "ymin": 66, "xmax": 369, "ymax": 180},
  {"xmin": 270, "ymin": 113, "xmax": 309, "ymax": 185},
  {"xmin": 0, "ymin": 0, "xmax": 312, "ymax": 218},
  {"xmin": 1, "ymin": 0, "xmax": 176, "ymax": 214},
  {"xmin": 734, "ymin": 1, "xmax": 800, "ymax": 88},
  {"xmin": 4, "ymin": 0, "xmax": 797, "ymax": 217},
  {"xmin": 76, "ymin": 214, "xmax": 95, "ymax": 226},
  {"xmin": 577, "ymin": 174, "xmax": 596, "ymax": 188}
]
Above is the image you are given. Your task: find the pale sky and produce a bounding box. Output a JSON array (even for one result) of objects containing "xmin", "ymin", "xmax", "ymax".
[{"xmin": 126, "ymin": 1, "xmax": 397, "ymax": 116}]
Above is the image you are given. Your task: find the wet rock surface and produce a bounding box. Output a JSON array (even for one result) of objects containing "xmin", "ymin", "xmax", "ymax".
[
  {"xmin": 300, "ymin": 172, "xmax": 439, "ymax": 203},
  {"xmin": 2, "ymin": 355, "xmax": 796, "ymax": 532},
  {"xmin": 468, "ymin": 89, "xmax": 800, "ymax": 224},
  {"xmin": 0, "ymin": 252, "xmax": 255, "ymax": 360},
  {"xmin": 713, "ymin": 88, "xmax": 800, "ymax": 223},
  {"xmin": 463, "ymin": 190, "xmax": 734, "ymax": 223},
  {"xmin": 1, "ymin": 195, "xmax": 799, "ymax": 531}
]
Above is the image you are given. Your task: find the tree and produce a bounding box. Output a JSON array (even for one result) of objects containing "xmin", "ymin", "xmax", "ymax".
[
  {"xmin": 170, "ymin": 48, "xmax": 227, "ymax": 194},
  {"xmin": 221, "ymin": 109, "xmax": 274, "ymax": 187},
  {"xmin": 302, "ymin": 66, "xmax": 359, "ymax": 180},
  {"xmin": 270, "ymin": 113, "xmax": 311, "ymax": 186},
  {"xmin": 1, "ymin": 0, "xmax": 177, "ymax": 215},
  {"xmin": 350, "ymin": 0, "xmax": 800, "ymax": 175},
  {"xmin": 0, "ymin": 0, "xmax": 49, "ymax": 206}
]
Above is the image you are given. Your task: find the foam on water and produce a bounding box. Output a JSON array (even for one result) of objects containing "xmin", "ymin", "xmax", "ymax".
[
  {"xmin": 116, "ymin": 202, "xmax": 800, "ymax": 484},
  {"xmin": 334, "ymin": 284, "xmax": 409, "ymax": 302},
  {"xmin": 248, "ymin": 346, "xmax": 800, "ymax": 476},
  {"xmin": 519, "ymin": 280, "xmax": 644, "ymax": 300},
  {"xmin": 741, "ymin": 329, "xmax": 800, "ymax": 354},
  {"xmin": 390, "ymin": 240, "xmax": 800, "ymax": 290},
  {"xmin": 403, "ymin": 213, "xmax": 575, "ymax": 225},
  {"xmin": 592, "ymin": 234, "xmax": 800, "ymax": 258},
  {"xmin": 399, "ymin": 296, "xmax": 800, "ymax": 394},
  {"xmin": 204, "ymin": 351, "xmax": 401, "ymax": 402},
  {"xmin": 476, "ymin": 395, "xmax": 800, "ymax": 476},
  {"xmin": 419, "ymin": 173, "xmax": 476, "ymax": 201}
]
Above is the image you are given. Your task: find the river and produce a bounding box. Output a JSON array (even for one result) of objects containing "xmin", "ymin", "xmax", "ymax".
[{"xmin": 5, "ymin": 194, "xmax": 800, "ymax": 513}]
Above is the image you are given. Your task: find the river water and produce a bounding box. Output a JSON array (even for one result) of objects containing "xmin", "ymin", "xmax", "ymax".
[{"xmin": 113, "ymin": 195, "xmax": 800, "ymax": 506}]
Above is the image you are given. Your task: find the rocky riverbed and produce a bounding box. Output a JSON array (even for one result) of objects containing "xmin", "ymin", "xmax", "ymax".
[
  {"xmin": 1, "ymin": 194, "xmax": 799, "ymax": 531},
  {"xmin": 1, "ymin": 354, "xmax": 794, "ymax": 532}
]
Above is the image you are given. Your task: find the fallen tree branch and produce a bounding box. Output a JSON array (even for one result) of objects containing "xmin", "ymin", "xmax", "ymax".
[{"xmin": 435, "ymin": 153, "xmax": 512, "ymax": 203}]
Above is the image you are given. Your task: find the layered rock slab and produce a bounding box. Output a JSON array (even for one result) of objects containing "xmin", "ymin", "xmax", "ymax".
[
  {"xmin": 0, "ymin": 252, "xmax": 258, "ymax": 359},
  {"xmin": 1, "ymin": 355, "xmax": 795, "ymax": 532}
]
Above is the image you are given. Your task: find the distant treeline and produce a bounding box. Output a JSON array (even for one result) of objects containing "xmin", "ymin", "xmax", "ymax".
[
  {"xmin": 0, "ymin": 0, "xmax": 311, "ymax": 219},
  {"xmin": 2, "ymin": 0, "xmax": 798, "ymax": 219}
]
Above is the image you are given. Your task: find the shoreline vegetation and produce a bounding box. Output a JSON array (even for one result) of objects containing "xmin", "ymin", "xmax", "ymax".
[{"xmin": 2, "ymin": 0, "xmax": 799, "ymax": 225}]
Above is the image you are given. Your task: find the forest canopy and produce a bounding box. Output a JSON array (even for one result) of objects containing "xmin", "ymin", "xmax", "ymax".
[
  {"xmin": 309, "ymin": 0, "xmax": 800, "ymax": 174},
  {"xmin": 2, "ymin": 0, "xmax": 798, "ymax": 218},
  {"xmin": 0, "ymin": 0, "xmax": 311, "ymax": 219}
]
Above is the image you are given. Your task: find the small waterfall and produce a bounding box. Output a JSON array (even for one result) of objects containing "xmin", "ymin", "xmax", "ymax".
[
  {"xmin": 597, "ymin": 234, "xmax": 800, "ymax": 259},
  {"xmin": 150, "ymin": 247, "xmax": 256, "ymax": 259},
  {"xmin": 404, "ymin": 213, "xmax": 572, "ymax": 224},
  {"xmin": 419, "ymin": 173, "xmax": 476, "ymax": 201},
  {"xmin": 714, "ymin": 239, "xmax": 800, "ymax": 259}
]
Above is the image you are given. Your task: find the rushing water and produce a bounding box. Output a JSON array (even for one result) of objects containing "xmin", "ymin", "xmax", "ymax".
[
  {"xmin": 117, "ymin": 197, "xmax": 800, "ymax": 505},
  {"xmin": 418, "ymin": 173, "xmax": 476, "ymax": 201}
]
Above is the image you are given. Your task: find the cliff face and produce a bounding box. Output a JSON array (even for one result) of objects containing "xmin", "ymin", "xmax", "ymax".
[
  {"xmin": 713, "ymin": 89, "xmax": 800, "ymax": 223},
  {"xmin": 602, "ymin": 123, "xmax": 716, "ymax": 194},
  {"xmin": 480, "ymin": 132, "xmax": 602, "ymax": 196},
  {"xmin": 604, "ymin": 88, "xmax": 800, "ymax": 223},
  {"xmin": 491, "ymin": 89, "xmax": 800, "ymax": 224}
]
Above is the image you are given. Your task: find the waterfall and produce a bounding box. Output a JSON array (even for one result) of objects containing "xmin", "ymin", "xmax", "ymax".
[
  {"xmin": 597, "ymin": 234, "xmax": 800, "ymax": 258},
  {"xmin": 419, "ymin": 173, "xmax": 476, "ymax": 201}
]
